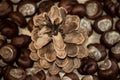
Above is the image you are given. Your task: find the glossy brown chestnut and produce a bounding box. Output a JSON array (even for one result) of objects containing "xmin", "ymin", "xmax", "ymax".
[
  {"xmin": 0, "ymin": 19, "xmax": 19, "ymax": 39},
  {"xmin": 9, "ymin": 11, "xmax": 27, "ymax": 28},
  {"xmin": 48, "ymin": 0, "xmax": 60, "ymax": 2},
  {"xmin": 4, "ymin": 66, "xmax": 26, "ymax": 80},
  {"xmin": 98, "ymin": 58, "xmax": 119, "ymax": 80},
  {"xmin": 11, "ymin": 35, "xmax": 31, "ymax": 48},
  {"xmin": 0, "ymin": 2, "xmax": 13, "ymax": 18},
  {"xmin": 27, "ymin": 18, "xmax": 34, "ymax": 32},
  {"xmin": 17, "ymin": 48, "xmax": 33, "ymax": 68},
  {"xmin": 62, "ymin": 72, "xmax": 79, "ymax": 80},
  {"xmin": 0, "ymin": 34, "xmax": 6, "ymax": 43},
  {"xmin": 38, "ymin": 0, "xmax": 54, "ymax": 14},
  {"xmin": 29, "ymin": 0, "xmax": 41, "ymax": 2},
  {"xmin": 0, "ymin": 44, "xmax": 17, "ymax": 63},
  {"xmin": 17, "ymin": 1, "xmax": 37, "ymax": 17},
  {"xmin": 26, "ymin": 70, "xmax": 46, "ymax": 80},
  {"xmin": 104, "ymin": 0, "xmax": 117, "ymax": 17},
  {"xmin": 6, "ymin": 0, "xmax": 23, "ymax": 4},
  {"xmin": 0, "ymin": 39, "xmax": 6, "ymax": 48},
  {"xmin": 100, "ymin": 30, "xmax": 120, "ymax": 48},
  {"xmin": 87, "ymin": 43, "xmax": 107, "ymax": 62},
  {"xmin": 117, "ymin": 5, "xmax": 120, "ymax": 17},
  {"xmin": 109, "ymin": 41, "xmax": 120, "ymax": 61},
  {"xmin": 77, "ymin": 57, "xmax": 98, "ymax": 75},
  {"xmin": 80, "ymin": 18, "xmax": 93, "ymax": 36},
  {"xmin": 93, "ymin": 15, "xmax": 113, "ymax": 34},
  {"xmin": 59, "ymin": 0, "xmax": 78, "ymax": 13},
  {"xmin": 115, "ymin": 19, "xmax": 120, "ymax": 32},
  {"xmin": 81, "ymin": 75, "xmax": 100, "ymax": 80},
  {"xmin": 0, "ymin": 67, "xmax": 3, "ymax": 79},
  {"xmin": 46, "ymin": 74, "xmax": 61, "ymax": 80},
  {"xmin": 71, "ymin": 4, "xmax": 86, "ymax": 18},
  {"xmin": 85, "ymin": 0, "xmax": 103, "ymax": 19}
]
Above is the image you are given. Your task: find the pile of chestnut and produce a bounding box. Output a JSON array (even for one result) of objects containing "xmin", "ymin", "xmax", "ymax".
[{"xmin": 0, "ymin": 0, "xmax": 120, "ymax": 80}]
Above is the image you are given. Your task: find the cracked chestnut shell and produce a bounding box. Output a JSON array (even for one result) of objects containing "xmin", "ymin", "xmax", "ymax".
[
  {"xmin": 9, "ymin": 11, "xmax": 27, "ymax": 28},
  {"xmin": 4, "ymin": 66, "xmax": 26, "ymax": 80},
  {"xmin": 77, "ymin": 57, "xmax": 98, "ymax": 75},
  {"xmin": 109, "ymin": 41, "xmax": 120, "ymax": 61},
  {"xmin": 17, "ymin": 0, "xmax": 37, "ymax": 17},
  {"xmin": 0, "ymin": 2, "xmax": 13, "ymax": 18},
  {"xmin": 11, "ymin": 35, "xmax": 31, "ymax": 48},
  {"xmin": 17, "ymin": 48, "xmax": 33, "ymax": 68},
  {"xmin": 100, "ymin": 30, "xmax": 120, "ymax": 48},
  {"xmin": 0, "ymin": 19, "xmax": 19, "ymax": 39},
  {"xmin": 81, "ymin": 75, "xmax": 100, "ymax": 80},
  {"xmin": 87, "ymin": 43, "xmax": 107, "ymax": 62},
  {"xmin": 115, "ymin": 19, "xmax": 120, "ymax": 32},
  {"xmin": 98, "ymin": 58, "xmax": 119, "ymax": 80},
  {"xmin": 0, "ymin": 44, "xmax": 17, "ymax": 64},
  {"xmin": 85, "ymin": 0, "xmax": 103, "ymax": 19},
  {"xmin": 93, "ymin": 15, "xmax": 113, "ymax": 34}
]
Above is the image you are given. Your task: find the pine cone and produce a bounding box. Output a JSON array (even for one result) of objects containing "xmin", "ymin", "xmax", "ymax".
[{"xmin": 29, "ymin": 5, "xmax": 88, "ymax": 75}]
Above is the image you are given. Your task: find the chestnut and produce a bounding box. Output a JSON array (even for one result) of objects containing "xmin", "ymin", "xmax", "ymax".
[
  {"xmin": 0, "ymin": 2, "xmax": 13, "ymax": 18},
  {"xmin": 28, "ymin": 0, "xmax": 41, "ymax": 3},
  {"xmin": 27, "ymin": 18, "xmax": 34, "ymax": 32},
  {"xmin": 9, "ymin": 11, "xmax": 27, "ymax": 28},
  {"xmin": 0, "ymin": 67, "xmax": 3, "ymax": 79},
  {"xmin": 98, "ymin": 58, "xmax": 119, "ymax": 80},
  {"xmin": 11, "ymin": 35, "xmax": 31, "ymax": 48},
  {"xmin": 85, "ymin": 0, "xmax": 103, "ymax": 19},
  {"xmin": 17, "ymin": 48, "xmax": 33, "ymax": 68},
  {"xmin": 6, "ymin": 0, "xmax": 23, "ymax": 4},
  {"xmin": 62, "ymin": 72, "xmax": 79, "ymax": 80},
  {"xmin": 100, "ymin": 30, "xmax": 120, "ymax": 48},
  {"xmin": 81, "ymin": 75, "xmax": 100, "ymax": 80},
  {"xmin": 0, "ymin": 19, "xmax": 19, "ymax": 39},
  {"xmin": 115, "ymin": 19, "xmax": 120, "ymax": 32},
  {"xmin": 4, "ymin": 66, "xmax": 26, "ymax": 80},
  {"xmin": 17, "ymin": 1, "xmax": 37, "ymax": 17},
  {"xmin": 48, "ymin": 0, "xmax": 60, "ymax": 2},
  {"xmin": 87, "ymin": 43, "xmax": 107, "ymax": 62},
  {"xmin": 26, "ymin": 70, "xmax": 46, "ymax": 80},
  {"xmin": 104, "ymin": 0, "xmax": 117, "ymax": 17},
  {"xmin": 93, "ymin": 15, "xmax": 113, "ymax": 34},
  {"xmin": 80, "ymin": 18, "xmax": 93, "ymax": 36},
  {"xmin": 117, "ymin": 5, "xmax": 120, "ymax": 17},
  {"xmin": 71, "ymin": 4, "xmax": 86, "ymax": 18},
  {"xmin": 77, "ymin": 57, "xmax": 98, "ymax": 75},
  {"xmin": 0, "ymin": 39, "xmax": 6, "ymax": 48},
  {"xmin": 59, "ymin": 0, "xmax": 78, "ymax": 13},
  {"xmin": 0, "ymin": 44, "xmax": 17, "ymax": 64},
  {"xmin": 46, "ymin": 74, "xmax": 61, "ymax": 80},
  {"xmin": 109, "ymin": 41, "xmax": 120, "ymax": 61},
  {"xmin": 38, "ymin": 0, "xmax": 54, "ymax": 14},
  {"xmin": 0, "ymin": 35, "xmax": 7, "ymax": 48}
]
